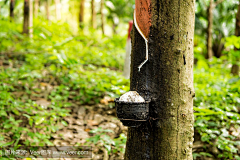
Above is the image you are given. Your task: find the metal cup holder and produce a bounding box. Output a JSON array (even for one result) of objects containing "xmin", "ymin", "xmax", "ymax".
[{"xmin": 114, "ymin": 98, "xmax": 150, "ymax": 127}]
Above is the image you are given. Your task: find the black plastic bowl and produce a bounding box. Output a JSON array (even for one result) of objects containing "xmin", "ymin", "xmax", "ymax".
[{"xmin": 114, "ymin": 98, "xmax": 150, "ymax": 127}]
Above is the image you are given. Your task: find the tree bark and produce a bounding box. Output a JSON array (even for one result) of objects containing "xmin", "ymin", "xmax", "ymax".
[
  {"xmin": 55, "ymin": 0, "xmax": 61, "ymax": 20},
  {"xmin": 79, "ymin": 0, "xmax": 85, "ymax": 29},
  {"xmin": 125, "ymin": 0, "xmax": 195, "ymax": 159},
  {"xmin": 91, "ymin": 0, "xmax": 96, "ymax": 29},
  {"xmin": 231, "ymin": 0, "xmax": 240, "ymax": 76},
  {"xmin": 112, "ymin": 23, "xmax": 117, "ymax": 35},
  {"xmin": 207, "ymin": 0, "xmax": 225, "ymax": 59},
  {"xmin": 10, "ymin": 0, "xmax": 15, "ymax": 21},
  {"xmin": 207, "ymin": 0, "xmax": 214, "ymax": 59},
  {"xmin": 100, "ymin": 0, "xmax": 105, "ymax": 35},
  {"xmin": 23, "ymin": 0, "xmax": 30, "ymax": 34},
  {"xmin": 29, "ymin": 0, "xmax": 33, "ymax": 38},
  {"xmin": 45, "ymin": 0, "xmax": 50, "ymax": 21},
  {"xmin": 34, "ymin": 0, "xmax": 39, "ymax": 18},
  {"xmin": 231, "ymin": 64, "xmax": 239, "ymax": 75}
]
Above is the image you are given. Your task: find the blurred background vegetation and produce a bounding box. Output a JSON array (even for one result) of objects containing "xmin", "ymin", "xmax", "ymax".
[{"xmin": 0, "ymin": 0, "xmax": 240, "ymax": 159}]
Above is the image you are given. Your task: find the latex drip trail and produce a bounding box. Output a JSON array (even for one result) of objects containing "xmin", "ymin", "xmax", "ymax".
[{"xmin": 133, "ymin": 10, "xmax": 149, "ymax": 72}]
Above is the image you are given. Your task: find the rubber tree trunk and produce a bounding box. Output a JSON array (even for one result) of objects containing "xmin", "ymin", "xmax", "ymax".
[
  {"xmin": 100, "ymin": 0, "xmax": 105, "ymax": 35},
  {"xmin": 79, "ymin": 0, "xmax": 85, "ymax": 29},
  {"xmin": 207, "ymin": 0, "xmax": 225, "ymax": 59},
  {"xmin": 207, "ymin": 0, "xmax": 214, "ymax": 59},
  {"xmin": 10, "ymin": 0, "xmax": 15, "ymax": 21},
  {"xmin": 45, "ymin": 0, "xmax": 50, "ymax": 21},
  {"xmin": 125, "ymin": 0, "xmax": 195, "ymax": 159},
  {"xmin": 34, "ymin": 0, "xmax": 39, "ymax": 17},
  {"xmin": 91, "ymin": 0, "xmax": 96, "ymax": 29},
  {"xmin": 123, "ymin": 21, "xmax": 133, "ymax": 79},
  {"xmin": 112, "ymin": 23, "xmax": 117, "ymax": 35},
  {"xmin": 29, "ymin": 0, "xmax": 33, "ymax": 38},
  {"xmin": 55, "ymin": 0, "xmax": 61, "ymax": 20},
  {"xmin": 232, "ymin": 0, "xmax": 240, "ymax": 76},
  {"xmin": 23, "ymin": 0, "xmax": 30, "ymax": 34}
]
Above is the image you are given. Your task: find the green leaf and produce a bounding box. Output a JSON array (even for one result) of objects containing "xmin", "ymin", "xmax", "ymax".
[
  {"xmin": 35, "ymin": 117, "xmax": 45, "ymax": 125},
  {"xmin": 104, "ymin": 144, "xmax": 111, "ymax": 153},
  {"xmin": 61, "ymin": 120, "xmax": 68, "ymax": 126},
  {"xmin": 0, "ymin": 141, "xmax": 14, "ymax": 147},
  {"xmin": 0, "ymin": 110, "xmax": 7, "ymax": 116}
]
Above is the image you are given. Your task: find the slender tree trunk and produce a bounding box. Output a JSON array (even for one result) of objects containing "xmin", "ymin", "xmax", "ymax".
[
  {"xmin": 29, "ymin": 0, "xmax": 33, "ymax": 38},
  {"xmin": 34, "ymin": 0, "xmax": 39, "ymax": 17},
  {"xmin": 112, "ymin": 23, "xmax": 117, "ymax": 35},
  {"xmin": 100, "ymin": 0, "xmax": 104, "ymax": 35},
  {"xmin": 91, "ymin": 0, "xmax": 96, "ymax": 29},
  {"xmin": 9, "ymin": 0, "xmax": 15, "ymax": 21},
  {"xmin": 79, "ymin": 0, "xmax": 85, "ymax": 29},
  {"xmin": 45, "ymin": 0, "xmax": 50, "ymax": 21},
  {"xmin": 125, "ymin": 0, "xmax": 195, "ymax": 159},
  {"xmin": 55, "ymin": 0, "xmax": 61, "ymax": 20},
  {"xmin": 207, "ymin": 0, "xmax": 225, "ymax": 59},
  {"xmin": 207, "ymin": 0, "xmax": 214, "ymax": 59},
  {"xmin": 123, "ymin": 21, "xmax": 133, "ymax": 79},
  {"xmin": 231, "ymin": 0, "xmax": 240, "ymax": 76},
  {"xmin": 23, "ymin": 0, "xmax": 30, "ymax": 34}
]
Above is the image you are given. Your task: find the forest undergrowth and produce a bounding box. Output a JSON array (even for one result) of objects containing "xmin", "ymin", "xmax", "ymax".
[{"xmin": 0, "ymin": 19, "xmax": 240, "ymax": 159}]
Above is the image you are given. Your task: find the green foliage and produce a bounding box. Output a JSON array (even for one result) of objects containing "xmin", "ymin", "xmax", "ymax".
[
  {"xmin": 225, "ymin": 36, "xmax": 240, "ymax": 65},
  {"xmin": 86, "ymin": 127, "xmax": 127, "ymax": 155},
  {"xmin": 105, "ymin": 0, "xmax": 135, "ymax": 26},
  {"xmin": 0, "ymin": 19, "xmax": 129, "ymax": 103},
  {"xmin": 0, "ymin": 18, "xmax": 129, "ymax": 150},
  {"xmin": 195, "ymin": 0, "xmax": 238, "ymax": 37},
  {"xmin": 0, "ymin": 88, "xmax": 69, "ymax": 148},
  {"xmin": 1, "ymin": 2, "xmax": 240, "ymax": 158},
  {"xmin": 194, "ymin": 57, "xmax": 240, "ymax": 159},
  {"xmin": 195, "ymin": 0, "xmax": 239, "ymax": 58}
]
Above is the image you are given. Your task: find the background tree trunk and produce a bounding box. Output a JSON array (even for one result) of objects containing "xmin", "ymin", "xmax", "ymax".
[
  {"xmin": 9, "ymin": 0, "xmax": 15, "ymax": 21},
  {"xmin": 45, "ymin": 0, "xmax": 50, "ymax": 21},
  {"xmin": 91, "ymin": 0, "xmax": 96, "ymax": 29},
  {"xmin": 112, "ymin": 23, "xmax": 117, "ymax": 35},
  {"xmin": 23, "ymin": 0, "xmax": 30, "ymax": 34},
  {"xmin": 55, "ymin": 0, "xmax": 61, "ymax": 20},
  {"xmin": 231, "ymin": 0, "xmax": 240, "ymax": 76},
  {"xmin": 79, "ymin": 0, "xmax": 85, "ymax": 29},
  {"xmin": 124, "ymin": 0, "xmax": 195, "ymax": 159},
  {"xmin": 100, "ymin": 0, "xmax": 105, "ymax": 35},
  {"xmin": 29, "ymin": 0, "xmax": 33, "ymax": 38},
  {"xmin": 207, "ymin": 0, "xmax": 225, "ymax": 59},
  {"xmin": 34, "ymin": 0, "xmax": 39, "ymax": 18},
  {"xmin": 207, "ymin": 0, "xmax": 214, "ymax": 59}
]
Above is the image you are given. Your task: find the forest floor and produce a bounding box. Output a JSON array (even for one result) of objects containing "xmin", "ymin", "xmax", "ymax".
[
  {"xmin": 1, "ymin": 50, "xmax": 240, "ymax": 160},
  {"xmin": 0, "ymin": 52, "xmax": 127, "ymax": 160},
  {"xmin": 54, "ymin": 101, "xmax": 127, "ymax": 160},
  {"xmin": 48, "ymin": 101, "xmax": 127, "ymax": 160}
]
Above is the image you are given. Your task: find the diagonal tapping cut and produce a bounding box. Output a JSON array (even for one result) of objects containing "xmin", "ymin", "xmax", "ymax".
[{"xmin": 134, "ymin": 10, "xmax": 149, "ymax": 72}]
